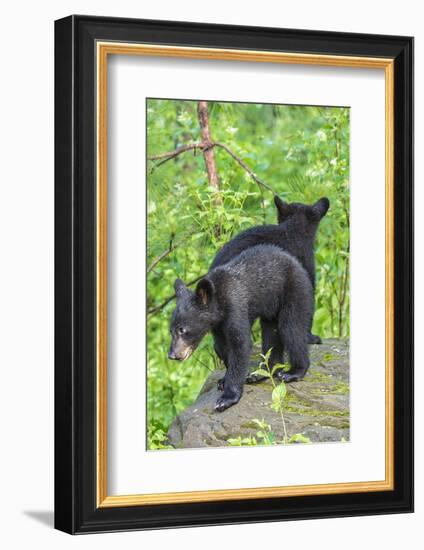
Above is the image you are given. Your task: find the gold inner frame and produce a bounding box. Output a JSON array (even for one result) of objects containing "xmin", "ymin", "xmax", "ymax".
[{"xmin": 96, "ymin": 42, "xmax": 395, "ymax": 508}]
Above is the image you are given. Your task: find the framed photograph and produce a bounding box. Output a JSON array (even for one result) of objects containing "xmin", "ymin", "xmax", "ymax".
[{"xmin": 54, "ymin": 15, "xmax": 413, "ymax": 534}]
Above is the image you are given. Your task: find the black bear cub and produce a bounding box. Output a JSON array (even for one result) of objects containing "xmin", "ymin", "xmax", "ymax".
[
  {"xmin": 169, "ymin": 244, "xmax": 313, "ymax": 412},
  {"xmin": 210, "ymin": 196, "xmax": 329, "ymax": 346}
]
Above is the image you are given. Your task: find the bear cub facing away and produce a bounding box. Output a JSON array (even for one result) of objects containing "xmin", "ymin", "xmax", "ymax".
[
  {"xmin": 211, "ymin": 196, "xmax": 329, "ymax": 347},
  {"xmin": 168, "ymin": 244, "xmax": 313, "ymax": 412}
]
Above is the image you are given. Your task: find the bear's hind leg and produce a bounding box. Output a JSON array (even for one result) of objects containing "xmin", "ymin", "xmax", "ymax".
[
  {"xmin": 246, "ymin": 319, "xmax": 285, "ymax": 384},
  {"xmin": 261, "ymin": 318, "xmax": 285, "ymax": 367},
  {"xmin": 277, "ymin": 313, "xmax": 310, "ymax": 383}
]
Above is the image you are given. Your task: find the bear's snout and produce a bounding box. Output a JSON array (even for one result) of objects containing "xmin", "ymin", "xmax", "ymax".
[{"xmin": 168, "ymin": 339, "xmax": 193, "ymax": 361}]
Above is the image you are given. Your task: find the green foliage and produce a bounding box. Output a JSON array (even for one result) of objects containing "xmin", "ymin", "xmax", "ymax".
[
  {"xmin": 227, "ymin": 418, "xmax": 276, "ymax": 446},
  {"xmin": 271, "ymin": 383, "xmax": 287, "ymax": 413},
  {"xmin": 146, "ymin": 99, "xmax": 350, "ymax": 449},
  {"xmin": 227, "ymin": 418, "xmax": 311, "ymax": 447},
  {"xmin": 147, "ymin": 425, "xmax": 174, "ymax": 450},
  {"xmin": 227, "ymin": 435, "xmax": 259, "ymax": 446},
  {"xmin": 251, "ymin": 350, "xmax": 289, "ymax": 443},
  {"xmin": 288, "ymin": 433, "xmax": 311, "ymax": 444}
]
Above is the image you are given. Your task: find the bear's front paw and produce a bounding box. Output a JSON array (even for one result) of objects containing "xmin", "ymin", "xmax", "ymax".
[
  {"xmin": 214, "ymin": 393, "xmax": 240, "ymax": 412},
  {"xmin": 217, "ymin": 377, "xmax": 225, "ymax": 391}
]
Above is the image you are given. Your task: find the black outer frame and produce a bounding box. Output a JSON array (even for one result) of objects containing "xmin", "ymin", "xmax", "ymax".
[{"xmin": 54, "ymin": 15, "xmax": 414, "ymax": 534}]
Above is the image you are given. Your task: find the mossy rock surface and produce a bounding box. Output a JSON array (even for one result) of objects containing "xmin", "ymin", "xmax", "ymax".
[{"xmin": 167, "ymin": 339, "xmax": 349, "ymax": 448}]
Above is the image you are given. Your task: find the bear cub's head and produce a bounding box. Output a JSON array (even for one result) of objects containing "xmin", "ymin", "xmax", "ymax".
[
  {"xmin": 168, "ymin": 277, "xmax": 219, "ymax": 361},
  {"xmin": 274, "ymin": 196, "xmax": 330, "ymax": 234}
]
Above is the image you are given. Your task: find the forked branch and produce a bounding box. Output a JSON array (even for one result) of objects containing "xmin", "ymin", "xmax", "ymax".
[
  {"xmin": 148, "ymin": 140, "xmax": 276, "ymax": 195},
  {"xmin": 147, "ymin": 274, "xmax": 206, "ymax": 318}
]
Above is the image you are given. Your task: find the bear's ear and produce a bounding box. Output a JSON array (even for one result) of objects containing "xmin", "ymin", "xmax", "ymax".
[
  {"xmin": 174, "ymin": 278, "xmax": 188, "ymax": 299},
  {"xmin": 195, "ymin": 278, "xmax": 215, "ymax": 306},
  {"xmin": 309, "ymin": 197, "xmax": 330, "ymax": 221},
  {"xmin": 274, "ymin": 196, "xmax": 291, "ymax": 224}
]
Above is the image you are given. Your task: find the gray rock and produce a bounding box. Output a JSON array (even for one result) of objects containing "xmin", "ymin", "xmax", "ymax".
[{"xmin": 168, "ymin": 339, "xmax": 349, "ymax": 449}]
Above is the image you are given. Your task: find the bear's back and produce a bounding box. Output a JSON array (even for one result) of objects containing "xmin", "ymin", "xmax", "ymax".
[
  {"xmin": 210, "ymin": 244, "xmax": 312, "ymax": 319},
  {"xmin": 210, "ymin": 223, "xmax": 312, "ymax": 279},
  {"xmin": 211, "ymin": 225, "xmax": 289, "ymax": 269}
]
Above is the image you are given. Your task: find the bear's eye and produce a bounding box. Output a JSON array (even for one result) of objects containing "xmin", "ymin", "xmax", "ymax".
[{"xmin": 178, "ymin": 326, "xmax": 186, "ymax": 335}]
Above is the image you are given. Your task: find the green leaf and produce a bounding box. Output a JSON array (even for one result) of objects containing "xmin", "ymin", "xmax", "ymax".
[
  {"xmin": 271, "ymin": 401, "xmax": 280, "ymax": 413},
  {"xmin": 267, "ymin": 431, "xmax": 276, "ymax": 444},
  {"xmin": 270, "ymin": 363, "xmax": 290, "ymax": 376},
  {"xmin": 250, "ymin": 368, "xmax": 270, "ymax": 379},
  {"xmin": 288, "ymin": 433, "xmax": 311, "ymax": 444},
  {"xmin": 272, "ymin": 382, "xmax": 287, "ymax": 407},
  {"xmin": 261, "ymin": 347, "xmax": 273, "ymax": 364},
  {"xmin": 252, "ymin": 418, "xmax": 270, "ymax": 430},
  {"xmin": 265, "ymin": 348, "xmax": 273, "ymax": 360}
]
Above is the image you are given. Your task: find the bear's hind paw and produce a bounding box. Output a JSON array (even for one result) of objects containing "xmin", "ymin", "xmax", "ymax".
[
  {"xmin": 276, "ymin": 371, "xmax": 305, "ymax": 383},
  {"xmin": 245, "ymin": 372, "xmax": 267, "ymax": 384},
  {"xmin": 308, "ymin": 333, "xmax": 322, "ymax": 344}
]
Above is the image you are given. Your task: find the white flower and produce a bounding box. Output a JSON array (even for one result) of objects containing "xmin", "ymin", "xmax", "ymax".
[{"xmin": 316, "ymin": 129, "xmax": 327, "ymax": 141}]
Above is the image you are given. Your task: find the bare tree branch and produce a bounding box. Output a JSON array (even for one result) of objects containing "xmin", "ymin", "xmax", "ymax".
[
  {"xmin": 147, "ymin": 274, "xmax": 206, "ymax": 318},
  {"xmin": 147, "ymin": 235, "xmax": 180, "ymax": 274},
  {"xmin": 214, "ymin": 142, "xmax": 276, "ymax": 194},
  {"xmin": 148, "ymin": 140, "xmax": 276, "ymax": 196},
  {"xmin": 148, "ymin": 142, "xmax": 203, "ymax": 169}
]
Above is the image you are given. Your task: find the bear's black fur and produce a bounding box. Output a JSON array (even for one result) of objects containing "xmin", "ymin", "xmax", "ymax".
[
  {"xmin": 210, "ymin": 196, "xmax": 329, "ymax": 347},
  {"xmin": 168, "ymin": 244, "xmax": 313, "ymax": 412}
]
